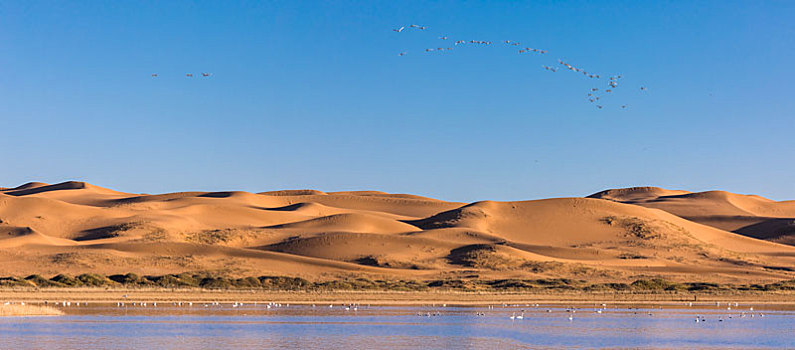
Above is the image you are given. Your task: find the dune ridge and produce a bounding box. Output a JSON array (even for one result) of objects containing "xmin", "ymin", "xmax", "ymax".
[
  {"xmin": 588, "ymin": 187, "xmax": 795, "ymax": 245},
  {"xmin": 0, "ymin": 181, "xmax": 793, "ymax": 284}
]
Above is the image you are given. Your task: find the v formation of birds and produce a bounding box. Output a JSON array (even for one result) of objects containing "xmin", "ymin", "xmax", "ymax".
[
  {"xmin": 150, "ymin": 25, "xmax": 647, "ymax": 110},
  {"xmin": 150, "ymin": 73, "xmax": 211, "ymax": 78},
  {"xmin": 394, "ymin": 24, "xmax": 648, "ymax": 110}
]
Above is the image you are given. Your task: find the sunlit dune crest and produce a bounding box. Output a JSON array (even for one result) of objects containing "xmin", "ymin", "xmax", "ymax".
[{"xmin": 0, "ymin": 181, "xmax": 793, "ymax": 283}]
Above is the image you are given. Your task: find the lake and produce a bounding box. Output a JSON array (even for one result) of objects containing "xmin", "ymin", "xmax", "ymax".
[{"xmin": 1, "ymin": 302, "xmax": 792, "ymax": 349}]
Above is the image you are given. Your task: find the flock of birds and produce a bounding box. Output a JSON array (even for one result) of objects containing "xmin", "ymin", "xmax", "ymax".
[
  {"xmin": 144, "ymin": 25, "xmax": 648, "ymax": 110},
  {"xmin": 150, "ymin": 73, "xmax": 211, "ymax": 78},
  {"xmin": 393, "ymin": 24, "xmax": 648, "ymax": 110},
  {"xmin": 3, "ymin": 300, "xmax": 772, "ymax": 325}
]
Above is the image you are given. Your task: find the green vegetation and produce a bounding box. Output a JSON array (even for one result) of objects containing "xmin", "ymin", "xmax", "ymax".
[
  {"xmin": 0, "ymin": 273, "xmax": 792, "ymax": 293},
  {"xmin": 602, "ymin": 216, "xmax": 662, "ymax": 240}
]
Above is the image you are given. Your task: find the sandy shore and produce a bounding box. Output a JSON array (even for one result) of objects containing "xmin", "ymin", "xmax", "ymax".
[
  {"xmin": 2, "ymin": 289, "xmax": 794, "ymax": 306},
  {"xmin": 0, "ymin": 303, "xmax": 63, "ymax": 316}
]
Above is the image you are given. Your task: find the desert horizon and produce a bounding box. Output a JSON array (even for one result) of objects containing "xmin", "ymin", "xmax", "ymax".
[{"xmin": 2, "ymin": 180, "xmax": 793, "ymax": 287}]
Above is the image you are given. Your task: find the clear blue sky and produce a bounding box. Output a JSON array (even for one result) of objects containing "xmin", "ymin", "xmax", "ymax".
[{"xmin": 2, "ymin": 1, "xmax": 794, "ymax": 202}]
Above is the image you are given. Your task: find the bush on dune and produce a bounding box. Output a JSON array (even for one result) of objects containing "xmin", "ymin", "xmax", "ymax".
[{"xmin": 2, "ymin": 273, "xmax": 793, "ymax": 293}]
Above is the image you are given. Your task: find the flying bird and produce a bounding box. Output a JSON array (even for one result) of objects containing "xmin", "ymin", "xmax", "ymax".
[
  {"xmin": 186, "ymin": 74, "xmax": 193, "ymax": 77},
  {"xmin": 151, "ymin": 74, "xmax": 158, "ymax": 77},
  {"xmin": 201, "ymin": 73, "xmax": 211, "ymax": 77},
  {"xmin": 543, "ymin": 65, "xmax": 557, "ymax": 72},
  {"xmin": 388, "ymin": 24, "xmax": 640, "ymax": 110}
]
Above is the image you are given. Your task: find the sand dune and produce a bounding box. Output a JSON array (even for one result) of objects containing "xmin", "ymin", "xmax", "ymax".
[
  {"xmin": 0, "ymin": 181, "xmax": 793, "ymax": 283},
  {"xmin": 589, "ymin": 186, "xmax": 795, "ymax": 245}
]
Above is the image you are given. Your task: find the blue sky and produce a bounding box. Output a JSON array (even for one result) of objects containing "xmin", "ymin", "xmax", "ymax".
[{"xmin": 1, "ymin": 1, "xmax": 794, "ymax": 202}]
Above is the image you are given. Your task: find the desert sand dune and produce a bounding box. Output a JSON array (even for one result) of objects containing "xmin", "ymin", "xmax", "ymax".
[
  {"xmin": 266, "ymin": 213, "xmax": 420, "ymax": 234},
  {"xmin": 589, "ymin": 186, "xmax": 795, "ymax": 246},
  {"xmin": 0, "ymin": 181, "xmax": 793, "ymax": 283}
]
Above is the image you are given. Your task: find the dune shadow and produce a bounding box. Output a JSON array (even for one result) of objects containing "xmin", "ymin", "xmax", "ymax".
[
  {"xmin": 734, "ymin": 218, "xmax": 795, "ymax": 242},
  {"xmin": 4, "ymin": 181, "xmax": 85, "ymax": 196}
]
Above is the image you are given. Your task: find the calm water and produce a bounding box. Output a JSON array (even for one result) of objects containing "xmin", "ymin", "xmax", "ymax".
[{"xmin": 1, "ymin": 302, "xmax": 793, "ymax": 349}]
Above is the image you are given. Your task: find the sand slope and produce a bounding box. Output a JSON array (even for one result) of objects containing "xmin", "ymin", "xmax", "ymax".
[
  {"xmin": 589, "ymin": 187, "xmax": 795, "ymax": 245},
  {"xmin": 0, "ymin": 181, "xmax": 793, "ymax": 283}
]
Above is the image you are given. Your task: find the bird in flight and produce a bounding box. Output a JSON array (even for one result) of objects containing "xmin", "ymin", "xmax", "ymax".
[
  {"xmin": 389, "ymin": 24, "xmax": 645, "ymax": 110},
  {"xmin": 186, "ymin": 73, "xmax": 193, "ymax": 77},
  {"xmin": 151, "ymin": 74, "xmax": 158, "ymax": 77},
  {"xmin": 201, "ymin": 73, "xmax": 211, "ymax": 77}
]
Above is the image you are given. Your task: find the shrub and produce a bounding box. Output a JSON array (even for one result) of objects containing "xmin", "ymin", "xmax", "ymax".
[
  {"xmin": 199, "ymin": 277, "xmax": 232, "ymax": 289},
  {"xmin": 0, "ymin": 276, "xmax": 35, "ymax": 288},
  {"xmin": 76, "ymin": 273, "xmax": 116, "ymax": 287},
  {"xmin": 25, "ymin": 274, "xmax": 64, "ymax": 288},
  {"xmin": 631, "ymin": 278, "xmax": 680, "ymax": 291},
  {"xmin": 50, "ymin": 274, "xmax": 82, "ymax": 287}
]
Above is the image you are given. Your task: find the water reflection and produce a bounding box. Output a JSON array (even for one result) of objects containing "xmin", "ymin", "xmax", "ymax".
[{"xmin": 0, "ymin": 304, "xmax": 792, "ymax": 349}]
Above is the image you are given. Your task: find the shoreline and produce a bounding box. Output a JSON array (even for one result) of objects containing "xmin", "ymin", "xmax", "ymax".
[
  {"xmin": 0, "ymin": 303, "xmax": 64, "ymax": 317},
  {"xmin": 2, "ymin": 288, "xmax": 795, "ymax": 306}
]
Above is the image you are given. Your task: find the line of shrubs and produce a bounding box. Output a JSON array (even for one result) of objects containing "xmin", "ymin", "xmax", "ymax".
[{"xmin": 0, "ymin": 274, "xmax": 793, "ymax": 292}]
